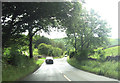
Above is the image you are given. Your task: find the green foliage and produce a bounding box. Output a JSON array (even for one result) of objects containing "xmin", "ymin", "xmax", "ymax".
[
  {"xmin": 33, "ymin": 35, "xmax": 51, "ymax": 48},
  {"xmin": 104, "ymin": 46, "xmax": 119, "ymax": 56},
  {"xmin": 90, "ymin": 46, "xmax": 119, "ymax": 59},
  {"xmin": 54, "ymin": 42, "xmax": 65, "ymax": 51},
  {"xmin": 52, "ymin": 38, "xmax": 66, "ymax": 51},
  {"xmin": 76, "ymin": 49, "xmax": 89, "ymax": 61},
  {"xmin": 36, "ymin": 59, "xmax": 44, "ymax": 66},
  {"xmin": 38, "ymin": 43, "xmax": 49, "ymax": 56},
  {"xmin": 47, "ymin": 45, "xmax": 53, "ymax": 56},
  {"xmin": 33, "ymin": 35, "xmax": 66, "ymax": 52},
  {"xmin": 33, "ymin": 48, "xmax": 39, "ymax": 56},
  {"xmin": 65, "ymin": 7, "xmax": 111, "ymax": 60},
  {"xmin": 67, "ymin": 58, "xmax": 118, "ymax": 79},
  {"xmin": 2, "ymin": 2, "xmax": 76, "ymax": 58},
  {"xmin": 52, "ymin": 47, "xmax": 62, "ymax": 57},
  {"xmin": 2, "ymin": 57, "xmax": 44, "ymax": 81},
  {"xmin": 2, "ymin": 45, "xmax": 44, "ymax": 81},
  {"xmin": 69, "ymin": 51, "xmax": 76, "ymax": 58},
  {"xmin": 3, "ymin": 46, "xmax": 27, "ymax": 66},
  {"xmin": 38, "ymin": 43, "xmax": 63, "ymax": 57},
  {"xmin": 63, "ymin": 51, "xmax": 67, "ymax": 56}
]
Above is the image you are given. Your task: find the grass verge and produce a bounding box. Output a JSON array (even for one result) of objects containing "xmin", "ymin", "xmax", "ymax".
[
  {"xmin": 2, "ymin": 59, "xmax": 44, "ymax": 81},
  {"xmin": 67, "ymin": 57, "xmax": 119, "ymax": 79}
]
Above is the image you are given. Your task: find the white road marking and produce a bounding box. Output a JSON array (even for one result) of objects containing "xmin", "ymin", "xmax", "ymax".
[
  {"xmin": 64, "ymin": 75, "xmax": 71, "ymax": 81},
  {"xmin": 58, "ymin": 69, "xmax": 71, "ymax": 81}
]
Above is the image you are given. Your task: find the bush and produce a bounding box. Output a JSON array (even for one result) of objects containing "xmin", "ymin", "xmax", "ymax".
[
  {"xmin": 2, "ymin": 55, "xmax": 43, "ymax": 81},
  {"xmin": 38, "ymin": 43, "xmax": 49, "ymax": 56},
  {"xmin": 52, "ymin": 47, "xmax": 62, "ymax": 57},
  {"xmin": 3, "ymin": 47, "xmax": 29, "ymax": 66},
  {"xmin": 76, "ymin": 50, "xmax": 88, "ymax": 61},
  {"xmin": 38, "ymin": 43, "xmax": 63, "ymax": 57},
  {"xmin": 95, "ymin": 49, "xmax": 106, "ymax": 61}
]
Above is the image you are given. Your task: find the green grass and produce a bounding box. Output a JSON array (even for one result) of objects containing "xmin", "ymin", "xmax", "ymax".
[
  {"xmin": 104, "ymin": 46, "xmax": 119, "ymax": 56},
  {"xmin": 2, "ymin": 59, "xmax": 44, "ymax": 81},
  {"xmin": 39, "ymin": 57, "xmax": 46, "ymax": 59},
  {"xmin": 90, "ymin": 46, "xmax": 119, "ymax": 59},
  {"xmin": 67, "ymin": 57, "xmax": 119, "ymax": 79},
  {"xmin": 36, "ymin": 59, "xmax": 44, "ymax": 65}
]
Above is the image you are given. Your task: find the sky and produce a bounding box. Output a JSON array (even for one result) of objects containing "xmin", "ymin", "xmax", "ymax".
[
  {"xmin": 83, "ymin": 0, "xmax": 119, "ymax": 39},
  {"xmin": 40, "ymin": 0, "xmax": 119, "ymax": 39}
]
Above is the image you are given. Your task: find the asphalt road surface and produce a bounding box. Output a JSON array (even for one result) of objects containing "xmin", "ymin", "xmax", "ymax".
[{"xmin": 22, "ymin": 57, "xmax": 118, "ymax": 81}]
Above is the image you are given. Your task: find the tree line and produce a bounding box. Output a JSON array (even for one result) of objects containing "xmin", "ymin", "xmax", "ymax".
[{"xmin": 2, "ymin": 2, "xmax": 111, "ymax": 61}]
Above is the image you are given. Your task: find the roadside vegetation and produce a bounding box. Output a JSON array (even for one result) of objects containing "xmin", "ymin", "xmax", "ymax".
[
  {"xmin": 67, "ymin": 46, "xmax": 119, "ymax": 79},
  {"xmin": 2, "ymin": 2, "xmax": 119, "ymax": 81},
  {"xmin": 2, "ymin": 54, "xmax": 44, "ymax": 81},
  {"xmin": 2, "ymin": 35, "xmax": 65, "ymax": 81}
]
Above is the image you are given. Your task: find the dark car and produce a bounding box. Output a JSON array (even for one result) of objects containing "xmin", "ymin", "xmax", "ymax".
[
  {"xmin": 38, "ymin": 56, "xmax": 42, "ymax": 58},
  {"xmin": 45, "ymin": 57, "xmax": 54, "ymax": 64}
]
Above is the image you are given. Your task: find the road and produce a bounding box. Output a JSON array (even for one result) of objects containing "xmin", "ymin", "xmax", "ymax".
[{"xmin": 22, "ymin": 57, "xmax": 118, "ymax": 82}]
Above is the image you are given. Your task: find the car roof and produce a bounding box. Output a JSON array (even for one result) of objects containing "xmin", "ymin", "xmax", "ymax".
[{"xmin": 46, "ymin": 57, "xmax": 53, "ymax": 59}]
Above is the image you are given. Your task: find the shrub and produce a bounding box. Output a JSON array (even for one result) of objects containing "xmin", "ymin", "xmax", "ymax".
[
  {"xmin": 38, "ymin": 43, "xmax": 49, "ymax": 56},
  {"xmin": 3, "ymin": 47, "xmax": 29, "ymax": 66},
  {"xmin": 95, "ymin": 49, "xmax": 106, "ymax": 61},
  {"xmin": 76, "ymin": 49, "xmax": 88, "ymax": 61},
  {"xmin": 52, "ymin": 47, "xmax": 62, "ymax": 57},
  {"xmin": 38, "ymin": 43, "xmax": 63, "ymax": 57},
  {"xmin": 47, "ymin": 45, "xmax": 53, "ymax": 56}
]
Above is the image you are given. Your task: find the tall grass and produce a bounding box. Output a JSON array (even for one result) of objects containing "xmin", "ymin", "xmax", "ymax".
[
  {"xmin": 2, "ymin": 58, "xmax": 44, "ymax": 81},
  {"xmin": 67, "ymin": 58, "xmax": 118, "ymax": 79}
]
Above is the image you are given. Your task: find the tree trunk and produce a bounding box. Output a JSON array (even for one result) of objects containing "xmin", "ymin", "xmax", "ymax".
[
  {"xmin": 81, "ymin": 35, "xmax": 83, "ymax": 51},
  {"xmin": 29, "ymin": 34, "xmax": 33, "ymax": 58},
  {"xmin": 73, "ymin": 32, "xmax": 77, "ymax": 53}
]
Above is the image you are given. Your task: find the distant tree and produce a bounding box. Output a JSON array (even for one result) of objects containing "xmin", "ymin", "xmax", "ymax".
[
  {"xmin": 38, "ymin": 43, "xmax": 49, "ymax": 56},
  {"xmin": 38, "ymin": 43, "xmax": 62, "ymax": 57},
  {"xmin": 33, "ymin": 35, "xmax": 51, "ymax": 48}
]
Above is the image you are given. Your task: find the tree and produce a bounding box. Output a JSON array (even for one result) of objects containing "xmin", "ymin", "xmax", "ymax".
[
  {"xmin": 2, "ymin": 2, "xmax": 75, "ymax": 58},
  {"xmin": 33, "ymin": 35, "xmax": 51, "ymax": 48},
  {"xmin": 38, "ymin": 43, "xmax": 49, "ymax": 56},
  {"xmin": 38, "ymin": 43, "xmax": 62, "ymax": 57},
  {"xmin": 65, "ymin": 8, "xmax": 111, "ymax": 60}
]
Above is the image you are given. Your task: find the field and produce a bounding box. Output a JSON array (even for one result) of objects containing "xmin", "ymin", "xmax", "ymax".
[{"xmin": 90, "ymin": 46, "xmax": 119, "ymax": 59}]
